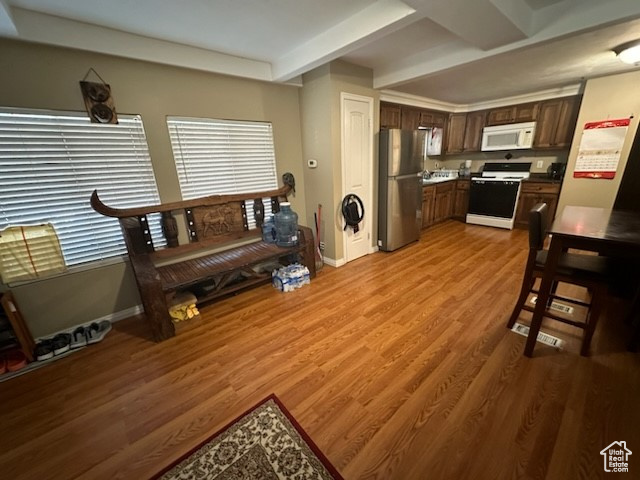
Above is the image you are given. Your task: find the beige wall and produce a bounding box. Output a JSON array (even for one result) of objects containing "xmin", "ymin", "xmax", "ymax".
[
  {"xmin": 299, "ymin": 61, "xmax": 378, "ymax": 262},
  {"xmin": 0, "ymin": 38, "xmax": 306, "ymax": 337},
  {"xmin": 557, "ymin": 71, "xmax": 640, "ymax": 214},
  {"xmin": 299, "ymin": 65, "xmax": 334, "ymax": 257}
]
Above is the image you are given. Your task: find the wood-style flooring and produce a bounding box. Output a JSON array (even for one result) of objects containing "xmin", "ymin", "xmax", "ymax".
[{"xmin": 1, "ymin": 220, "xmax": 639, "ymax": 480}]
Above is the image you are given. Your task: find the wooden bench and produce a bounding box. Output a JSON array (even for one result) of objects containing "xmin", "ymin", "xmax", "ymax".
[{"xmin": 91, "ymin": 183, "xmax": 315, "ymax": 341}]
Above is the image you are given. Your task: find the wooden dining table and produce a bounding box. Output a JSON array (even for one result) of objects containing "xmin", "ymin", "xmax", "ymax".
[{"xmin": 524, "ymin": 205, "xmax": 640, "ymax": 357}]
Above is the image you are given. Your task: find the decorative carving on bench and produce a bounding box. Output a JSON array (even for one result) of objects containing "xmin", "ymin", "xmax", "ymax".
[
  {"xmin": 198, "ymin": 205, "xmax": 237, "ymax": 237},
  {"xmin": 90, "ymin": 178, "xmax": 316, "ymax": 343}
]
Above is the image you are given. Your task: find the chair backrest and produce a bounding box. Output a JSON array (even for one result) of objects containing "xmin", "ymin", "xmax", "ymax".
[{"xmin": 529, "ymin": 203, "xmax": 548, "ymax": 251}]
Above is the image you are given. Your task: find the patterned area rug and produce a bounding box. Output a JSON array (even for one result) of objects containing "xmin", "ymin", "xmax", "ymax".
[{"xmin": 153, "ymin": 394, "xmax": 343, "ymax": 480}]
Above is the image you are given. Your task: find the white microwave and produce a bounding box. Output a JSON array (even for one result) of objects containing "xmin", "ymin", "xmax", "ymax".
[{"xmin": 481, "ymin": 121, "xmax": 536, "ymax": 151}]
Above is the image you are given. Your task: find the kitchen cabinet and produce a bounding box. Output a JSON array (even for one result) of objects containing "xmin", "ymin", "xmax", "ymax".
[
  {"xmin": 380, "ymin": 102, "xmax": 401, "ymax": 129},
  {"xmin": 434, "ymin": 181, "xmax": 454, "ymax": 223},
  {"xmin": 401, "ymin": 107, "xmax": 421, "ymax": 130},
  {"xmin": 514, "ymin": 181, "xmax": 560, "ymax": 229},
  {"xmin": 533, "ymin": 96, "xmax": 581, "ymax": 149},
  {"xmin": 420, "ymin": 110, "xmax": 446, "ymax": 128},
  {"xmin": 445, "ymin": 114, "xmax": 467, "ymax": 154},
  {"xmin": 422, "ymin": 185, "xmax": 436, "ymax": 228},
  {"xmin": 487, "ymin": 102, "xmax": 539, "ymax": 126},
  {"xmin": 400, "ymin": 106, "xmax": 447, "ymax": 131},
  {"xmin": 453, "ymin": 179, "xmax": 470, "ymax": 219},
  {"xmin": 462, "ymin": 111, "xmax": 486, "ymax": 152}
]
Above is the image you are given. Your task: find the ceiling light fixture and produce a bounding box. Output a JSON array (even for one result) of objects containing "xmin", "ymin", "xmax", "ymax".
[{"xmin": 613, "ymin": 40, "xmax": 640, "ymax": 65}]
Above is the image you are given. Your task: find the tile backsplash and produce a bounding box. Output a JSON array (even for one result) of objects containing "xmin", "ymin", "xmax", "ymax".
[{"xmin": 426, "ymin": 150, "xmax": 568, "ymax": 174}]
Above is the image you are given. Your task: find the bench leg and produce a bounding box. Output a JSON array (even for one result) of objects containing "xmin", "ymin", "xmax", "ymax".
[{"xmin": 132, "ymin": 257, "xmax": 175, "ymax": 342}]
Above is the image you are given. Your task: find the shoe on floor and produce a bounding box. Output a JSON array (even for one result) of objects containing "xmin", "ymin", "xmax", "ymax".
[
  {"xmin": 85, "ymin": 321, "xmax": 112, "ymax": 345},
  {"xmin": 35, "ymin": 341, "xmax": 54, "ymax": 361},
  {"xmin": 70, "ymin": 327, "xmax": 87, "ymax": 349},
  {"xmin": 51, "ymin": 333, "xmax": 72, "ymax": 355},
  {"xmin": 6, "ymin": 349, "xmax": 27, "ymax": 372}
]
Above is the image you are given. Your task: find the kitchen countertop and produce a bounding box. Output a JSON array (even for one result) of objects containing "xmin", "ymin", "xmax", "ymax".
[
  {"xmin": 422, "ymin": 174, "xmax": 562, "ymax": 185},
  {"xmin": 422, "ymin": 177, "xmax": 469, "ymax": 185},
  {"xmin": 522, "ymin": 173, "xmax": 564, "ymax": 184}
]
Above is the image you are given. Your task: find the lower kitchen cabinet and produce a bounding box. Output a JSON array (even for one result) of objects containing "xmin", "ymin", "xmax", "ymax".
[
  {"xmin": 453, "ymin": 179, "xmax": 470, "ymax": 219},
  {"xmin": 434, "ymin": 181, "xmax": 454, "ymax": 223},
  {"xmin": 514, "ymin": 181, "xmax": 560, "ymax": 229},
  {"xmin": 423, "ymin": 180, "xmax": 468, "ymax": 228},
  {"xmin": 422, "ymin": 185, "xmax": 436, "ymax": 228}
]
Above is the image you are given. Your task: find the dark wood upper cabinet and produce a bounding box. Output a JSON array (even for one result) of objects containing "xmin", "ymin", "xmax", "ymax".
[
  {"xmin": 487, "ymin": 102, "xmax": 539, "ymax": 126},
  {"xmin": 533, "ymin": 96, "xmax": 581, "ymax": 149},
  {"xmin": 420, "ymin": 110, "xmax": 446, "ymax": 128},
  {"xmin": 380, "ymin": 102, "xmax": 401, "ymax": 129},
  {"xmin": 462, "ymin": 110, "xmax": 486, "ymax": 152},
  {"xmin": 513, "ymin": 102, "xmax": 539, "ymax": 123},
  {"xmin": 400, "ymin": 107, "xmax": 421, "ymax": 130},
  {"xmin": 487, "ymin": 106, "xmax": 515, "ymax": 126},
  {"xmin": 445, "ymin": 113, "xmax": 467, "ymax": 154},
  {"xmin": 380, "ymin": 96, "xmax": 580, "ymax": 153}
]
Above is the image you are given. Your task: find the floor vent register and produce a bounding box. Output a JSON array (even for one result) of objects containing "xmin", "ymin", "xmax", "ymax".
[{"xmin": 511, "ymin": 322, "xmax": 565, "ymax": 349}]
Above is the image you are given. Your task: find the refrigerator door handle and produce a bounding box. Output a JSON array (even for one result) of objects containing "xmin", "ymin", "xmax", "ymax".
[{"xmin": 391, "ymin": 173, "xmax": 423, "ymax": 181}]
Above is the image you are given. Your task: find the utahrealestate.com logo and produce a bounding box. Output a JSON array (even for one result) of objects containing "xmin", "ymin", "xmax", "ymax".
[{"xmin": 600, "ymin": 441, "xmax": 632, "ymax": 473}]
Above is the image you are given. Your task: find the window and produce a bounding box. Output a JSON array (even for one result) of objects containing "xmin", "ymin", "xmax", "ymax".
[
  {"xmin": 0, "ymin": 108, "xmax": 164, "ymax": 269},
  {"xmin": 167, "ymin": 117, "xmax": 278, "ymax": 228}
]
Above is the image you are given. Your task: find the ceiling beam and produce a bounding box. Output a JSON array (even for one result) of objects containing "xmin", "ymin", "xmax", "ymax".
[
  {"xmin": 405, "ymin": 0, "xmax": 531, "ymax": 51},
  {"xmin": 7, "ymin": 8, "xmax": 273, "ymax": 82},
  {"xmin": 0, "ymin": 0, "xmax": 17, "ymax": 36},
  {"xmin": 271, "ymin": 0, "xmax": 417, "ymax": 82},
  {"xmin": 375, "ymin": 0, "xmax": 640, "ymax": 89}
]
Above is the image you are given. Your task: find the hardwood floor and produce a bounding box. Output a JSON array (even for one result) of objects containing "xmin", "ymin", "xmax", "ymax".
[{"xmin": 1, "ymin": 220, "xmax": 638, "ymax": 480}]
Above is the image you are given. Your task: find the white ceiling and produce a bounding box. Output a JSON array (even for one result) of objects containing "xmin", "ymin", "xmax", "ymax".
[{"xmin": 2, "ymin": 0, "xmax": 640, "ymax": 107}]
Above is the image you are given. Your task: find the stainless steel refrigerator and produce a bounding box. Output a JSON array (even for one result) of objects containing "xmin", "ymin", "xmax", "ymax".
[{"xmin": 378, "ymin": 129, "xmax": 425, "ymax": 252}]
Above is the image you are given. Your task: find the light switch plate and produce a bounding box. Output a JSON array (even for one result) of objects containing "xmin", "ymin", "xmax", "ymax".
[{"xmin": 536, "ymin": 160, "xmax": 544, "ymax": 168}]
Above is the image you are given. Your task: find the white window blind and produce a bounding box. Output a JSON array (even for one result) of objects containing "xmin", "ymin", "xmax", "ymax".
[
  {"xmin": 0, "ymin": 108, "xmax": 164, "ymax": 268},
  {"xmin": 167, "ymin": 117, "xmax": 278, "ymax": 228}
]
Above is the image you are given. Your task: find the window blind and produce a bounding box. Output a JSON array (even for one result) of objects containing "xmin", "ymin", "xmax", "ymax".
[
  {"xmin": 0, "ymin": 108, "xmax": 164, "ymax": 268},
  {"xmin": 167, "ymin": 117, "xmax": 278, "ymax": 228}
]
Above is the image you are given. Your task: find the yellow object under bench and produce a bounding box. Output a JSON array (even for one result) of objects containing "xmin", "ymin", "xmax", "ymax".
[{"xmin": 169, "ymin": 292, "xmax": 200, "ymax": 323}]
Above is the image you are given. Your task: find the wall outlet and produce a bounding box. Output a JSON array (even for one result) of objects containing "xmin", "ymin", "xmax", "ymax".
[
  {"xmin": 536, "ymin": 160, "xmax": 544, "ymax": 168},
  {"xmin": 319, "ymin": 241, "xmax": 325, "ymax": 251}
]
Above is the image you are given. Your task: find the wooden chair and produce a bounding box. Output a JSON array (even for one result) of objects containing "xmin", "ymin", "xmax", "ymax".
[{"xmin": 507, "ymin": 203, "xmax": 612, "ymax": 356}]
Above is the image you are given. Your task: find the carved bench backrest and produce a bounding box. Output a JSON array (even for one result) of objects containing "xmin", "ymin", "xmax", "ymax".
[{"xmin": 91, "ymin": 186, "xmax": 291, "ymax": 258}]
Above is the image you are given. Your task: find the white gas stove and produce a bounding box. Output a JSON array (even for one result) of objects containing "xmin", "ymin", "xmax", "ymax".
[{"xmin": 466, "ymin": 162, "xmax": 532, "ymax": 229}]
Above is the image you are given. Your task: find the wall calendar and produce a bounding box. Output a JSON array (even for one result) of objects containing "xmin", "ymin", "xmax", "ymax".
[{"xmin": 573, "ymin": 118, "xmax": 630, "ymax": 179}]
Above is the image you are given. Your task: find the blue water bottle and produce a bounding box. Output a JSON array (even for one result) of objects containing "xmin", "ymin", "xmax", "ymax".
[{"xmin": 275, "ymin": 202, "xmax": 298, "ymax": 247}]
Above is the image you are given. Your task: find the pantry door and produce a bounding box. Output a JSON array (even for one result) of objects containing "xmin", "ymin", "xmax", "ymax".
[{"xmin": 341, "ymin": 93, "xmax": 374, "ymax": 263}]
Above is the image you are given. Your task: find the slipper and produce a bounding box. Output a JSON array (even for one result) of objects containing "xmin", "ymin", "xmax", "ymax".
[
  {"xmin": 35, "ymin": 341, "xmax": 54, "ymax": 361},
  {"xmin": 51, "ymin": 333, "xmax": 72, "ymax": 355},
  {"xmin": 85, "ymin": 321, "xmax": 112, "ymax": 345},
  {"xmin": 70, "ymin": 327, "xmax": 87, "ymax": 349},
  {"xmin": 5, "ymin": 349, "xmax": 27, "ymax": 372}
]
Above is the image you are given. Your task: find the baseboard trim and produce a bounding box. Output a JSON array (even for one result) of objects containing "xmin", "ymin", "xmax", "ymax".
[
  {"xmin": 35, "ymin": 304, "xmax": 144, "ymax": 341},
  {"xmin": 323, "ymin": 257, "xmax": 346, "ymax": 268},
  {"xmin": 99, "ymin": 305, "xmax": 144, "ymax": 323}
]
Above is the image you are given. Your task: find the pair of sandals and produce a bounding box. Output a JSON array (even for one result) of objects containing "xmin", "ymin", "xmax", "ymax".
[
  {"xmin": 0, "ymin": 349, "xmax": 27, "ymax": 374},
  {"xmin": 35, "ymin": 321, "xmax": 112, "ymax": 362},
  {"xmin": 71, "ymin": 321, "xmax": 112, "ymax": 348}
]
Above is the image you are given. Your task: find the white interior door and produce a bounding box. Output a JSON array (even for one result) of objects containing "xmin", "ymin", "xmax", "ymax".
[{"xmin": 341, "ymin": 93, "xmax": 373, "ymax": 263}]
